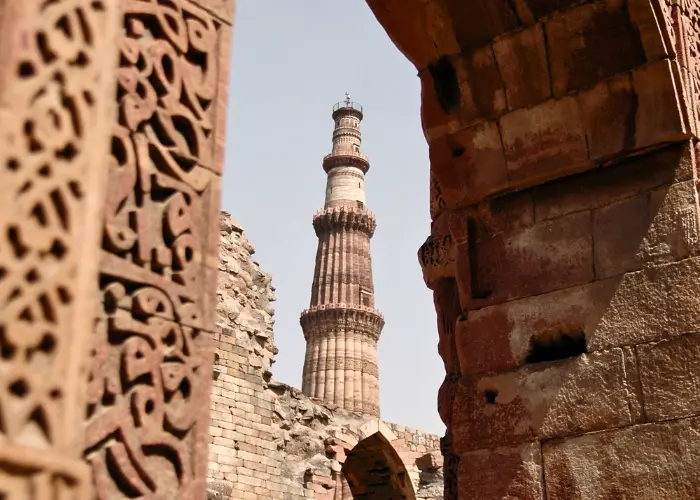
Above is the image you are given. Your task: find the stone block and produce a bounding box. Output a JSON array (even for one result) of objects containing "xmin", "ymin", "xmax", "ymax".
[
  {"xmin": 641, "ymin": 181, "xmax": 700, "ymax": 264},
  {"xmin": 464, "ymin": 210, "xmax": 594, "ymax": 306},
  {"xmin": 420, "ymin": 66, "xmax": 460, "ymax": 140},
  {"xmin": 592, "ymin": 193, "xmax": 650, "ymax": 279},
  {"xmin": 592, "ymin": 256, "xmax": 700, "ymax": 350},
  {"xmin": 429, "ymin": 121, "xmax": 508, "ymax": 207},
  {"xmin": 638, "ymin": 333, "xmax": 700, "ymax": 422},
  {"xmin": 459, "ymin": 278, "xmax": 620, "ymax": 374},
  {"xmin": 455, "ymin": 46, "xmax": 507, "ymax": 123},
  {"xmin": 523, "ymin": 0, "xmax": 584, "ymax": 19},
  {"xmin": 452, "ymin": 350, "xmax": 633, "ymax": 453},
  {"xmin": 493, "ymin": 23, "xmax": 551, "ymax": 110},
  {"xmin": 472, "ymin": 190, "xmax": 535, "ymax": 242},
  {"xmin": 500, "ymin": 96, "xmax": 589, "ymax": 188},
  {"xmin": 533, "ymin": 142, "xmax": 693, "ymax": 221},
  {"xmin": 628, "ymin": 0, "xmax": 672, "ymax": 63},
  {"xmin": 444, "ymin": 0, "xmax": 520, "ymax": 50},
  {"xmin": 543, "ymin": 418, "xmax": 700, "ymax": 499},
  {"xmin": 546, "ymin": 0, "xmax": 645, "ymax": 97},
  {"xmin": 634, "ymin": 59, "xmax": 688, "ymax": 149},
  {"xmin": 458, "ymin": 442, "xmax": 543, "ymax": 500},
  {"xmin": 416, "ymin": 452, "xmax": 444, "ymax": 470},
  {"xmin": 578, "ymin": 73, "xmax": 636, "ymax": 159}
]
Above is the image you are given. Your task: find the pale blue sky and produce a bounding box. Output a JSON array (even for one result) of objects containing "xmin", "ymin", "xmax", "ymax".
[{"xmin": 222, "ymin": 1, "xmax": 445, "ymax": 434}]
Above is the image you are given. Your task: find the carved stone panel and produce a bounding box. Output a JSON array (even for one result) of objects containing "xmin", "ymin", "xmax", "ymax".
[
  {"xmin": 0, "ymin": 0, "xmax": 121, "ymax": 497},
  {"xmin": 83, "ymin": 0, "xmax": 231, "ymax": 498}
]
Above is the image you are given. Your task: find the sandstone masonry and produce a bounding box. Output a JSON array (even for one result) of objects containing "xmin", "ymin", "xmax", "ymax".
[{"xmin": 208, "ymin": 212, "xmax": 444, "ymax": 499}]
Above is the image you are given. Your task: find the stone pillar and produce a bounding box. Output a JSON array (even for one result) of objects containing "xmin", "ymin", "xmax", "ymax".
[
  {"xmin": 0, "ymin": 0, "xmax": 121, "ymax": 497},
  {"xmin": 81, "ymin": 0, "xmax": 235, "ymax": 498},
  {"xmin": 300, "ymin": 99, "xmax": 384, "ymax": 416},
  {"xmin": 368, "ymin": 0, "xmax": 700, "ymax": 498}
]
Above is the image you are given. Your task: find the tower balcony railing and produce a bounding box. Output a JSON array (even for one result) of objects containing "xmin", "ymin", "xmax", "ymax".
[
  {"xmin": 323, "ymin": 150, "xmax": 369, "ymax": 163},
  {"xmin": 333, "ymin": 101, "xmax": 363, "ymax": 114}
]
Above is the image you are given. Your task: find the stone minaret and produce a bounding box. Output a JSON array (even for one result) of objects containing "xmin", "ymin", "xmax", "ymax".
[{"xmin": 300, "ymin": 96, "xmax": 384, "ymax": 417}]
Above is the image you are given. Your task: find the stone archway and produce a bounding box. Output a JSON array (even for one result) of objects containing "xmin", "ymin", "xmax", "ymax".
[
  {"xmin": 340, "ymin": 420, "xmax": 418, "ymax": 500},
  {"xmin": 1, "ymin": 0, "xmax": 700, "ymax": 499}
]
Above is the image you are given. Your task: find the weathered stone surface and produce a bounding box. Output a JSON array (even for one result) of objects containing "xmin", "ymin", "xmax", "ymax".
[
  {"xmin": 367, "ymin": 1, "xmax": 700, "ymax": 499},
  {"xmin": 429, "ymin": 121, "xmax": 508, "ymax": 208},
  {"xmin": 417, "ymin": 452, "xmax": 444, "ymax": 471},
  {"xmin": 592, "ymin": 192, "xmax": 651, "ymax": 278},
  {"xmin": 444, "ymin": 0, "xmax": 520, "ymax": 50},
  {"xmin": 637, "ymin": 333, "xmax": 700, "ymax": 422},
  {"xmin": 592, "ymin": 256, "xmax": 700, "ymax": 350},
  {"xmin": 458, "ymin": 443, "xmax": 543, "ymax": 500},
  {"xmin": 642, "ymin": 181, "xmax": 700, "ymax": 264},
  {"xmin": 634, "ymin": 60, "xmax": 688, "ymax": 149},
  {"xmin": 533, "ymin": 143, "xmax": 693, "ymax": 222},
  {"xmin": 463, "ymin": 210, "xmax": 594, "ymax": 306},
  {"xmin": 454, "ymin": 47, "xmax": 507, "ymax": 123},
  {"xmin": 472, "ymin": 191, "xmax": 535, "ymax": 242},
  {"xmin": 543, "ymin": 418, "xmax": 700, "ymax": 499},
  {"xmin": 578, "ymin": 73, "xmax": 636, "ymax": 159},
  {"xmin": 420, "ymin": 66, "xmax": 461, "ymax": 139},
  {"xmin": 546, "ymin": 0, "xmax": 645, "ymax": 97},
  {"xmin": 589, "ymin": 173, "xmax": 698, "ymax": 279},
  {"xmin": 460, "ymin": 279, "xmax": 620, "ymax": 374},
  {"xmin": 452, "ymin": 350, "xmax": 632, "ymax": 453},
  {"xmin": 500, "ymin": 96, "xmax": 589, "ymax": 188},
  {"xmin": 493, "ymin": 23, "xmax": 551, "ymax": 110}
]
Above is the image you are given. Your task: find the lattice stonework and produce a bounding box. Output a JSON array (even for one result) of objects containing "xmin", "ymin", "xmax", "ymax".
[
  {"xmin": 82, "ymin": 0, "xmax": 231, "ymax": 498},
  {"xmin": 0, "ymin": 0, "xmax": 121, "ymax": 497}
]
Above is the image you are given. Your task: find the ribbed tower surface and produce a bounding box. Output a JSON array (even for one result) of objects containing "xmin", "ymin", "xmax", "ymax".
[{"xmin": 300, "ymin": 97, "xmax": 384, "ymax": 417}]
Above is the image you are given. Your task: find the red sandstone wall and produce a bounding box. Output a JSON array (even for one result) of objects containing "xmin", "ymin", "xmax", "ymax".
[{"xmin": 367, "ymin": 0, "xmax": 700, "ymax": 498}]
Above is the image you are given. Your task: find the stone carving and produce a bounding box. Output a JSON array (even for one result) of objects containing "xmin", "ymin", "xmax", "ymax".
[
  {"xmin": 0, "ymin": 0, "xmax": 119, "ymax": 497},
  {"xmin": 660, "ymin": 0, "xmax": 700, "ymax": 134},
  {"xmin": 430, "ymin": 171, "xmax": 447, "ymax": 220},
  {"xmin": 83, "ymin": 0, "xmax": 226, "ymax": 497},
  {"xmin": 418, "ymin": 234, "xmax": 456, "ymax": 289}
]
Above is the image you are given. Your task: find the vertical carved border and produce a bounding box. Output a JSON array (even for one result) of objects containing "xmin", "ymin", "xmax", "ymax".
[
  {"xmin": 0, "ymin": 0, "xmax": 121, "ymax": 497},
  {"xmin": 657, "ymin": 0, "xmax": 700, "ymax": 136},
  {"xmin": 83, "ymin": 0, "xmax": 233, "ymax": 498}
]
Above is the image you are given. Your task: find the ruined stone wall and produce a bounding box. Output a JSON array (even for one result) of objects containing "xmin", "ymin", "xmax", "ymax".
[{"xmin": 208, "ymin": 212, "xmax": 444, "ymax": 499}]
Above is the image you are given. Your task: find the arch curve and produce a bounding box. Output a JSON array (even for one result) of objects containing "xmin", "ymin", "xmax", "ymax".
[{"xmin": 341, "ymin": 420, "xmax": 417, "ymax": 500}]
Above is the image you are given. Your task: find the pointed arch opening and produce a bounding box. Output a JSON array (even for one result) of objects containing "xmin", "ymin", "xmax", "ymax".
[{"xmin": 341, "ymin": 430, "xmax": 417, "ymax": 500}]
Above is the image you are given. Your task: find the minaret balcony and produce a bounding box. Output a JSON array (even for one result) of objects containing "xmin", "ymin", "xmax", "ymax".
[
  {"xmin": 312, "ymin": 205, "xmax": 377, "ymax": 236},
  {"xmin": 300, "ymin": 303, "xmax": 385, "ymax": 341},
  {"xmin": 322, "ymin": 150, "xmax": 370, "ymax": 174}
]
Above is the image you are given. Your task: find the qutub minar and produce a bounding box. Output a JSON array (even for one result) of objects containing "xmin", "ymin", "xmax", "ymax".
[{"xmin": 300, "ymin": 95, "xmax": 384, "ymax": 417}]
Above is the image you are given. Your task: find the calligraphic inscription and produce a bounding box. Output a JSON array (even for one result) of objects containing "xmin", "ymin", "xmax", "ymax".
[
  {"xmin": 84, "ymin": 0, "xmax": 227, "ymax": 497},
  {"xmin": 0, "ymin": 0, "xmax": 119, "ymax": 497}
]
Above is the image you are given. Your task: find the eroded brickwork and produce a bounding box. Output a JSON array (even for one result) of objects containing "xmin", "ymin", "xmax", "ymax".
[
  {"xmin": 208, "ymin": 212, "xmax": 444, "ymax": 499},
  {"xmin": 367, "ymin": 0, "xmax": 700, "ymax": 498}
]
